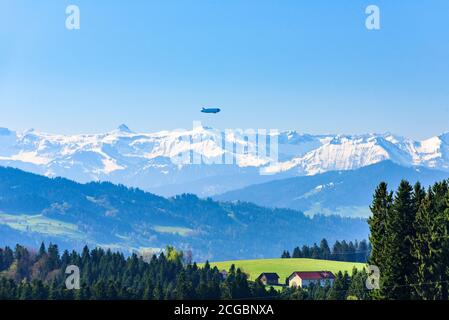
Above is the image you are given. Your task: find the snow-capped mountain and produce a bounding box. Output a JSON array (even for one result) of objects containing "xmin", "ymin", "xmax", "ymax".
[
  {"xmin": 216, "ymin": 161, "xmax": 449, "ymax": 218},
  {"xmin": 265, "ymin": 132, "xmax": 449, "ymax": 175},
  {"xmin": 0, "ymin": 124, "xmax": 448, "ymax": 196}
]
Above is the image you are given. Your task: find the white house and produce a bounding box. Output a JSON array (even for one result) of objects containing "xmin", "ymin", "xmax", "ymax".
[{"xmin": 288, "ymin": 271, "xmax": 335, "ymax": 288}]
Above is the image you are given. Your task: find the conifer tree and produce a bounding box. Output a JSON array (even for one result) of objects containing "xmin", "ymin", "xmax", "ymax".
[
  {"xmin": 292, "ymin": 247, "xmax": 302, "ymax": 258},
  {"xmin": 383, "ymin": 180, "xmax": 415, "ymax": 299},
  {"xmin": 347, "ymin": 268, "xmax": 369, "ymax": 300},
  {"xmin": 368, "ymin": 182, "xmax": 392, "ymax": 299},
  {"xmin": 320, "ymin": 239, "xmax": 331, "ymax": 260},
  {"xmin": 411, "ymin": 187, "xmax": 445, "ymax": 299},
  {"xmin": 37, "ymin": 242, "xmax": 46, "ymax": 259}
]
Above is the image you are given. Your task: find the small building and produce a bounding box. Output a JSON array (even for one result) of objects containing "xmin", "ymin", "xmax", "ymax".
[
  {"xmin": 256, "ymin": 273, "xmax": 280, "ymax": 286},
  {"xmin": 288, "ymin": 271, "xmax": 335, "ymax": 288}
]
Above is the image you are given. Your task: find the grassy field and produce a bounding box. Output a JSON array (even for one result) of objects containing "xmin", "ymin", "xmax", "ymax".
[
  {"xmin": 152, "ymin": 225, "xmax": 195, "ymax": 237},
  {"xmin": 0, "ymin": 213, "xmax": 85, "ymax": 240},
  {"xmin": 204, "ymin": 258, "xmax": 366, "ymax": 282}
]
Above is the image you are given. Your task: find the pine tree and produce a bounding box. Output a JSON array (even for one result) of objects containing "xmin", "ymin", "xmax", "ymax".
[
  {"xmin": 153, "ymin": 283, "xmax": 163, "ymax": 300},
  {"xmin": 368, "ymin": 182, "xmax": 392, "ymax": 299},
  {"xmin": 347, "ymin": 268, "xmax": 369, "ymax": 300},
  {"xmin": 0, "ymin": 247, "xmax": 13, "ymax": 272},
  {"xmin": 18, "ymin": 281, "xmax": 33, "ymax": 300},
  {"xmin": 37, "ymin": 242, "xmax": 46, "ymax": 259},
  {"xmin": 175, "ymin": 271, "xmax": 194, "ymax": 300},
  {"xmin": 357, "ymin": 240, "xmax": 369, "ymax": 262},
  {"xmin": 411, "ymin": 187, "xmax": 445, "ymax": 299},
  {"xmin": 48, "ymin": 281, "xmax": 62, "ymax": 300},
  {"xmin": 75, "ymin": 284, "xmax": 91, "ymax": 300},
  {"xmin": 320, "ymin": 239, "xmax": 331, "ymax": 260},
  {"xmin": 46, "ymin": 243, "xmax": 60, "ymax": 271},
  {"xmin": 332, "ymin": 241, "xmax": 342, "ymax": 261},
  {"xmin": 143, "ymin": 279, "xmax": 154, "ymax": 300},
  {"xmin": 383, "ymin": 180, "xmax": 416, "ymax": 299},
  {"xmin": 347, "ymin": 241, "xmax": 356, "ymax": 262},
  {"xmin": 311, "ymin": 243, "xmax": 321, "ymax": 259},
  {"xmin": 292, "ymin": 247, "xmax": 302, "ymax": 258},
  {"xmin": 441, "ymin": 182, "xmax": 449, "ymax": 300},
  {"xmin": 106, "ymin": 281, "xmax": 118, "ymax": 300},
  {"xmin": 234, "ymin": 268, "xmax": 251, "ymax": 299},
  {"xmin": 31, "ymin": 279, "xmax": 48, "ymax": 300},
  {"xmin": 301, "ymin": 245, "xmax": 311, "ymax": 258}
]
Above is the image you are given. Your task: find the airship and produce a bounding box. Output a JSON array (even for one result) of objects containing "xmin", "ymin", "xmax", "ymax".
[{"xmin": 201, "ymin": 107, "xmax": 221, "ymax": 114}]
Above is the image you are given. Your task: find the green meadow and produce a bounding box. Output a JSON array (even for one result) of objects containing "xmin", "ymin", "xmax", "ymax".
[
  {"xmin": 204, "ymin": 258, "xmax": 366, "ymax": 282},
  {"xmin": 0, "ymin": 213, "xmax": 85, "ymax": 240}
]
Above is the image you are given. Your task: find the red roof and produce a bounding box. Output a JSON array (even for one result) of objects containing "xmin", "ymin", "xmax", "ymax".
[{"xmin": 289, "ymin": 271, "xmax": 335, "ymax": 280}]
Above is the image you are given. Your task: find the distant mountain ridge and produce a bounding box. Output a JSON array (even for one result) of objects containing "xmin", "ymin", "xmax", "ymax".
[
  {"xmin": 0, "ymin": 166, "xmax": 369, "ymax": 261},
  {"xmin": 1, "ymin": 125, "xmax": 449, "ymax": 196},
  {"xmin": 215, "ymin": 161, "xmax": 449, "ymax": 218}
]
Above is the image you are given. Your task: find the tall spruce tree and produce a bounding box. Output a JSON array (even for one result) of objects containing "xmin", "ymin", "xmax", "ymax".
[
  {"xmin": 434, "ymin": 181, "xmax": 449, "ymax": 299},
  {"xmin": 368, "ymin": 182, "xmax": 392, "ymax": 299},
  {"xmin": 383, "ymin": 180, "xmax": 416, "ymax": 299},
  {"xmin": 320, "ymin": 239, "xmax": 331, "ymax": 260},
  {"xmin": 411, "ymin": 187, "xmax": 445, "ymax": 299},
  {"xmin": 292, "ymin": 247, "xmax": 302, "ymax": 258}
]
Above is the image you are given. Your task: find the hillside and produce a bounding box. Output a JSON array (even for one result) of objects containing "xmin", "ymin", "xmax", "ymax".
[
  {"xmin": 0, "ymin": 167, "xmax": 369, "ymax": 261},
  {"xmin": 215, "ymin": 161, "xmax": 449, "ymax": 217},
  {"xmin": 205, "ymin": 258, "xmax": 366, "ymax": 283}
]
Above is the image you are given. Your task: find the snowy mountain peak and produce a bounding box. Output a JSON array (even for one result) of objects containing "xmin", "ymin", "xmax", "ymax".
[
  {"xmin": 116, "ymin": 124, "xmax": 133, "ymax": 133},
  {"xmin": 0, "ymin": 126, "xmax": 448, "ymax": 196},
  {"xmin": 438, "ymin": 131, "xmax": 449, "ymax": 144}
]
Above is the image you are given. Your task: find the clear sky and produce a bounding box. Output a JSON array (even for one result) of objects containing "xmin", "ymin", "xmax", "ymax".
[{"xmin": 1, "ymin": 0, "xmax": 449, "ymax": 139}]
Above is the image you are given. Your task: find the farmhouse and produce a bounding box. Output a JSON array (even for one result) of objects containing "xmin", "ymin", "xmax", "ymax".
[
  {"xmin": 288, "ymin": 271, "xmax": 335, "ymax": 288},
  {"xmin": 256, "ymin": 273, "xmax": 280, "ymax": 286}
]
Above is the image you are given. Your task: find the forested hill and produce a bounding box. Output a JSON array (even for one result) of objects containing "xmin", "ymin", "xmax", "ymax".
[
  {"xmin": 215, "ymin": 161, "xmax": 449, "ymax": 218},
  {"xmin": 0, "ymin": 167, "xmax": 368, "ymax": 261}
]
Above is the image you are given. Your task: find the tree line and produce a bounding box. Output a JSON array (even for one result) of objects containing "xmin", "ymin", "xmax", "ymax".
[
  {"xmin": 369, "ymin": 179, "xmax": 449, "ymax": 300},
  {"xmin": 0, "ymin": 242, "xmax": 372, "ymax": 300},
  {"xmin": 281, "ymin": 238, "xmax": 370, "ymax": 263},
  {"xmin": 3, "ymin": 178, "xmax": 448, "ymax": 300},
  {"xmin": 0, "ymin": 243, "xmax": 278, "ymax": 300}
]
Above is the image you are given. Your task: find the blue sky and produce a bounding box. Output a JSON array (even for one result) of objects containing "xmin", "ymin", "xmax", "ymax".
[{"xmin": 1, "ymin": 0, "xmax": 449, "ymax": 139}]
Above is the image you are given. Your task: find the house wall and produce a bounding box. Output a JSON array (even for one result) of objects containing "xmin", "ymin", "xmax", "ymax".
[
  {"xmin": 301, "ymin": 279, "xmax": 320, "ymax": 288},
  {"xmin": 289, "ymin": 276, "xmax": 334, "ymax": 288},
  {"xmin": 289, "ymin": 276, "xmax": 302, "ymax": 288},
  {"xmin": 259, "ymin": 275, "xmax": 279, "ymax": 286}
]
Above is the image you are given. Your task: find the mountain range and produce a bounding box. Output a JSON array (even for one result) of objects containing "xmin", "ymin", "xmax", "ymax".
[
  {"xmin": 2, "ymin": 126, "xmax": 448, "ymax": 258},
  {"xmin": 1, "ymin": 125, "xmax": 449, "ymax": 197},
  {"xmin": 0, "ymin": 166, "xmax": 368, "ymax": 261},
  {"xmin": 215, "ymin": 161, "xmax": 449, "ymax": 218}
]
